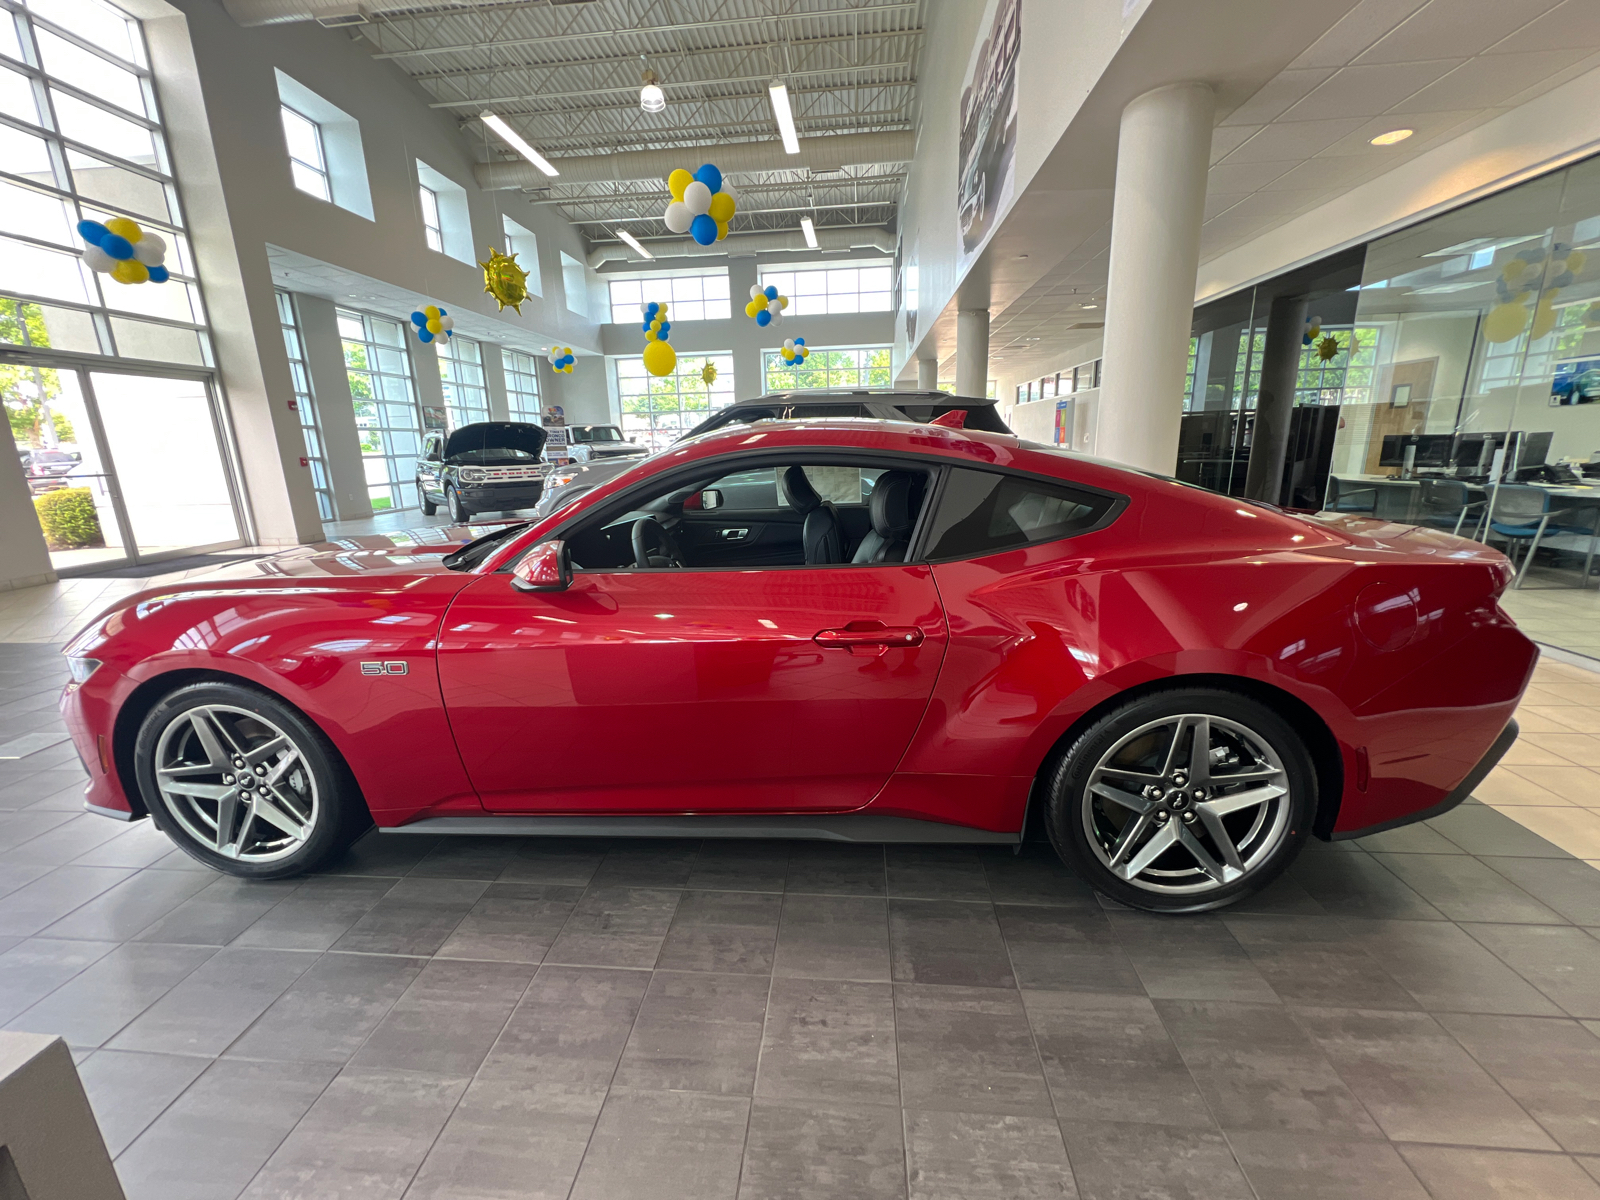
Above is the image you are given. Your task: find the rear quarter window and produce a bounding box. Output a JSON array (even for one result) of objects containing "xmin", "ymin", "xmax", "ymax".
[{"xmin": 925, "ymin": 468, "xmax": 1117, "ymax": 560}]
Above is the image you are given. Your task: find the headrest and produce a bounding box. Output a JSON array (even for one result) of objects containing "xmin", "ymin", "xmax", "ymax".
[
  {"xmin": 870, "ymin": 471, "xmax": 917, "ymax": 538},
  {"xmin": 781, "ymin": 464, "xmax": 822, "ymax": 513}
]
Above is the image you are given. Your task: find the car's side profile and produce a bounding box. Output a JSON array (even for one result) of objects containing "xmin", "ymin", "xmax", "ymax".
[{"xmin": 60, "ymin": 418, "xmax": 1534, "ymax": 912}]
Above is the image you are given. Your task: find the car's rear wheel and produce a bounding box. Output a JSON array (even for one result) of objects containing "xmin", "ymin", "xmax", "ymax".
[
  {"xmin": 446, "ymin": 484, "xmax": 469, "ymax": 523},
  {"xmin": 134, "ymin": 682, "xmax": 369, "ymax": 879},
  {"xmin": 418, "ymin": 482, "xmax": 437, "ymax": 515},
  {"xmin": 1045, "ymin": 688, "xmax": 1314, "ymax": 913}
]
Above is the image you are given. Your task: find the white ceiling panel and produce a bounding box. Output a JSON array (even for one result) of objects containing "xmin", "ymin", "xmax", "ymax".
[
  {"xmin": 1278, "ymin": 59, "xmax": 1462, "ymax": 122},
  {"xmin": 1354, "ymin": 0, "xmax": 1564, "ymax": 65}
]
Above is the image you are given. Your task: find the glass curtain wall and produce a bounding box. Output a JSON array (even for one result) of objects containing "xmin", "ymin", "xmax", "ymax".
[
  {"xmin": 0, "ymin": 0, "xmax": 211, "ymax": 366},
  {"xmin": 615, "ymin": 351, "xmax": 734, "ymax": 451},
  {"xmin": 275, "ymin": 290, "xmax": 330, "ymax": 519},
  {"xmin": 436, "ymin": 334, "xmax": 488, "ymax": 430},
  {"xmin": 501, "ymin": 348, "xmax": 541, "ymax": 422},
  {"xmin": 1327, "ymin": 156, "xmax": 1600, "ymax": 659},
  {"xmin": 337, "ymin": 308, "xmax": 420, "ymax": 511},
  {"xmin": 763, "ymin": 346, "xmax": 891, "ymax": 391}
]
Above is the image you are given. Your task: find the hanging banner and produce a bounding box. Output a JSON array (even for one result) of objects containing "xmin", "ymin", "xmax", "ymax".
[{"xmin": 956, "ymin": 0, "xmax": 1021, "ymax": 272}]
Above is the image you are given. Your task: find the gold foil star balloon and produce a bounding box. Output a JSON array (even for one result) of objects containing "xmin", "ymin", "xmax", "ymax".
[
  {"xmin": 479, "ymin": 247, "xmax": 529, "ymax": 313},
  {"xmin": 701, "ymin": 362, "xmax": 717, "ymax": 386},
  {"xmin": 1315, "ymin": 335, "xmax": 1340, "ymax": 362}
]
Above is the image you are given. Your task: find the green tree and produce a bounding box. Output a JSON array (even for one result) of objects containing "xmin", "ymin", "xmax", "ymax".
[{"xmin": 1, "ymin": 299, "xmax": 73, "ymax": 448}]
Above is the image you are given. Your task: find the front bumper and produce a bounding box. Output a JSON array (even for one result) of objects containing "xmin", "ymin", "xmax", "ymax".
[
  {"xmin": 458, "ymin": 483, "xmax": 544, "ymax": 510},
  {"xmin": 1330, "ymin": 718, "xmax": 1519, "ymax": 840}
]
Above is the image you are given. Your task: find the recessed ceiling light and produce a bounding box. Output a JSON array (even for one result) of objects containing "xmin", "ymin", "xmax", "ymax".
[
  {"xmin": 1370, "ymin": 128, "xmax": 1413, "ymax": 146},
  {"xmin": 481, "ymin": 112, "xmax": 559, "ymax": 177},
  {"xmin": 800, "ymin": 216, "xmax": 818, "ymax": 248},
  {"xmin": 1081, "ymin": 303, "xmax": 1099, "ymax": 310},
  {"xmin": 768, "ymin": 81, "xmax": 800, "ymax": 155},
  {"xmin": 615, "ymin": 229, "xmax": 653, "ymax": 260}
]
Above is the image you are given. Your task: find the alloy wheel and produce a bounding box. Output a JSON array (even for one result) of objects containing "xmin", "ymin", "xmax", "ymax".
[
  {"xmin": 1081, "ymin": 713, "xmax": 1291, "ymax": 896},
  {"xmin": 152, "ymin": 704, "xmax": 318, "ymax": 862}
]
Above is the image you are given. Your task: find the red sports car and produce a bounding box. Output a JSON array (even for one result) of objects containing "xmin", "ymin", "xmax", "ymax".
[{"xmin": 59, "ymin": 418, "xmax": 1534, "ymax": 912}]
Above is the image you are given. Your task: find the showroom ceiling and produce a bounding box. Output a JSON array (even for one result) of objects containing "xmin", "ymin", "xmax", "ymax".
[
  {"xmin": 973, "ymin": 0, "xmax": 1600, "ymax": 383},
  {"xmin": 360, "ymin": 0, "xmax": 923, "ymax": 252}
]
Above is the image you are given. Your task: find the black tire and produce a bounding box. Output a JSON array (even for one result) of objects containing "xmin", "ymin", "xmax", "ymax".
[
  {"xmin": 418, "ymin": 483, "xmax": 437, "ymax": 516},
  {"xmin": 133, "ymin": 681, "xmax": 371, "ymax": 879},
  {"xmin": 1044, "ymin": 687, "xmax": 1315, "ymax": 913},
  {"xmin": 446, "ymin": 484, "xmax": 469, "ymax": 523}
]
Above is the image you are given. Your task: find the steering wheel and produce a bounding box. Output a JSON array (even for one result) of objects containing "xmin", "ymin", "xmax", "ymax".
[{"xmin": 631, "ymin": 517, "xmax": 686, "ymax": 568}]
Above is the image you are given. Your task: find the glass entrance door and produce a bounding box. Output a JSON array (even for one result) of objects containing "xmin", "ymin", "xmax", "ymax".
[{"xmin": 11, "ymin": 362, "xmax": 243, "ymax": 574}]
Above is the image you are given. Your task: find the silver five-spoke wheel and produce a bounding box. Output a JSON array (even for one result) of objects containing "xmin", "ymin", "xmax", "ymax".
[
  {"xmin": 153, "ymin": 704, "xmax": 318, "ymax": 863},
  {"xmin": 1082, "ymin": 713, "xmax": 1291, "ymax": 897}
]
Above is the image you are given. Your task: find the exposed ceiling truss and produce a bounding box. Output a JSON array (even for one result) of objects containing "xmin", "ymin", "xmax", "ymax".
[{"xmin": 355, "ymin": 0, "xmax": 924, "ymax": 252}]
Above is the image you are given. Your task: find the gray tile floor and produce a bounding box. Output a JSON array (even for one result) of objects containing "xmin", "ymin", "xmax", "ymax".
[{"xmin": 4, "ymin": 640, "xmax": 1600, "ymax": 1200}]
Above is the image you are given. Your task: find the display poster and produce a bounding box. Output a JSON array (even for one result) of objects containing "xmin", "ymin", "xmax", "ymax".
[
  {"xmin": 956, "ymin": 0, "xmax": 1021, "ymax": 272},
  {"xmin": 1552, "ymin": 358, "xmax": 1600, "ymax": 405}
]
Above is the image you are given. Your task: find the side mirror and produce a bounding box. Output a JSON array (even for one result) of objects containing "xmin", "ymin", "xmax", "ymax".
[
  {"xmin": 511, "ymin": 540, "xmax": 571, "ymax": 592},
  {"xmin": 701, "ymin": 488, "xmax": 724, "ymax": 511}
]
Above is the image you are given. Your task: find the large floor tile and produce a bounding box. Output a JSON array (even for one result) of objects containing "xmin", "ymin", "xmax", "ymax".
[
  {"xmin": 230, "ymin": 875, "xmax": 399, "ymax": 951},
  {"xmin": 994, "ymin": 905, "xmax": 1144, "ymax": 994},
  {"xmin": 1481, "ymin": 856, "xmax": 1600, "ymax": 925},
  {"xmin": 432, "ymin": 881, "xmax": 585, "ymax": 964},
  {"xmin": 1222, "ymin": 914, "xmax": 1418, "ymax": 1010},
  {"xmin": 1438, "ymin": 1012, "xmax": 1600, "ymax": 1154},
  {"xmin": 688, "ymin": 840, "xmax": 791, "ymax": 893},
  {"xmin": 783, "ymin": 843, "xmax": 886, "ymax": 896},
  {"xmin": 612, "ymin": 969, "xmax": 770, "ymax": 1095},
  {"xmin": 328, "ymin": 877, "xmax": 489, "ymax": 957},
  {"xmin": 904, "ymin": 1110, "xmax": 1074, "ymax": 1200},
  {"xmin": 567, "ymin": 1087, "xmax": 749, "ymax": 1200},
  {"xmin": 1372, "ymin": 852, "xmax": 1567, "ymax": 924},
  {"xmin": 78, "ymin": 1047, "xmax": 209, "ymax": 1155},
  {"xmin": 1340, "ymin": 919, "xmax": 1566, "ymax": 1015},
  {"xmin": 773, "ymin": 893, "xmax": 891, "ymax": 981},
  {"xmin": 225, "ymin": 950, "xmax": 424, "ymax": 1065},
  {"xmin": 655, "ymin": 888, "xmax": 781, "ymax": 974},
  {"xmin": 6, "ymin": 940, "xmax": 216, "ymax": 1047},
  {"xmin": 889, "ymin": 898, "xmax": 1015, "ymax": 988},
  {"xmin": 1464, "ymin": 923, "xmax": 1600, "ymax": 1018},
  {"xmin": 0, "ymin": 935, "xmax": 116, "ymax": 1023},
  {"xmin": 895, "ymin": 983, "xmax": 1053, "ymax": 1117},
  {"xmin": 543, "ymin": 885, "xmax": 680, "ymax": 968},
  {"xmin": 738, "ymin": 1097, "xmax": 908, "ymax": 1200},
  {"xmin": 0, "ymin": 865, "xmax": 137, "ymax": 936},
  {"xmin": 1228, "ymin": 1131, "xmax": 1430, "ymax": 1199},
  {"xmin": 1060, "ymin": 1119, "xmax": 1254, "ymax": 1200},
  {"xmin": 886, "ymin": 845, "xmax": 990, "ymax": 901},
  {"xmin": 106, "ymin": 946, "xmax": 317, "ymax": 1056},
  {"xmin": 1397, "ymin": 1144, "xmax": 1600, "ymax": 1200},
  {"xmin": 1103, "ymin": 911, "xmax": 1278, "ymax": 1002},
  {"xmin": 351, "ymin": 958, "xmax": 536, "ymax": 1076},
  {"xmin": 756, "ymin": 977, "xmax": 898, "ymax": 1106}
]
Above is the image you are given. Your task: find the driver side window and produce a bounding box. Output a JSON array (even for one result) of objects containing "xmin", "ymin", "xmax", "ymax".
[{"xmin": 563, "ymin": 458, "xmax": 931, "ymax": 572}]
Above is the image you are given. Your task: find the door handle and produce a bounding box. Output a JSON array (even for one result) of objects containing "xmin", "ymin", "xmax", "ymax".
[{"xmin": 814, "ymin": 625, "xmax": 925, "ymax": 652}]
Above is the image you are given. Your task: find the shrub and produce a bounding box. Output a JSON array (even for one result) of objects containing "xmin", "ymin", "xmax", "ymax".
[{"xmin": 34, "ymin": 487, "xmax": 104, "ymax": 549}]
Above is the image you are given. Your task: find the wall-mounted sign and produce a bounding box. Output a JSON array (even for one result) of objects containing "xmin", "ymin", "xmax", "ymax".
[{"xmin": 957, "ymin": 0, "xmax": 1020, "ymax": 272}]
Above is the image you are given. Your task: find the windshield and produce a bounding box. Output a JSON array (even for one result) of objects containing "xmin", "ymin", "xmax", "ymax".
[
  {"xmin": 569, "ymin": 426, "xmax": 624, "ymax": 443},
  {"xmin": 441, "ymin": 522, "xmax": 529, "ymax": 571}
]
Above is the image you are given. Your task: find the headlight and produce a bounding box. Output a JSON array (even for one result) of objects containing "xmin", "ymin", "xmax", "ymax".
[
  {"xmin": 65, "ymin": 656, "xmax": 101, "ymax": 684},
  {"xmin": 458, "ymin": 468, "xmax": 487, "ymax": 483},
  {"xmin": 547, "ymin": 471, "xmax": 580, "ymax": 490}
]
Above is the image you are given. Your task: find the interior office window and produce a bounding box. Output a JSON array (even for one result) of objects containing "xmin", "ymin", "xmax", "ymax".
[
  {"xmin": 275, "ymin": 291, "xmax": 331, "ymax": 520},
  {"xmin": 279, "ymin": 105, "xmax": 329, "ymax": 202},
  {"xmin": 419, "ymin": 184, "xmax": 443, "ymax": 252},
  {"xmin": 763, "ymin": 345, "xmax": 890, "ymax": 392},
  {"xmin": 501, "ymin": 348, "xmax": 541, "ymax": 422},
  {"xmin": 437, "ymin": 335, "xmax": 488, "ymax": 429},
  {"xmin": 607, "ymin": 271, "xmax": 731, "ymax": 323},
  {"xmin": 274, "ymin": 70, "xmax": 372, "ymax": 219},
  {"xmin": 337, "ymin": 308, "xmax": 421, "ymax": 511},
  {"xmin": 501, "ymin": 215, "xmax": 542, "ymax": 295},
  {"xmin": 0, "ymin": 0, "xmax": 212, "ymax": 366},
  {"xmin": 759, "ymin": 262, "xmax": 893, "ymax": 316},
  {"xmin": 615, "ymin": 351, "xmax": 734, "ymax": 451}
]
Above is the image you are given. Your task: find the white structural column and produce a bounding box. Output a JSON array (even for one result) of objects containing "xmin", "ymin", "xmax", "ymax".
[
  {"xmin": 1097, "ymin": 82, "xmax": 1215, "ymax": 473},
  {"xmin": 955, "ymin": 309, "xmax": 989, "ymax": 399},
  {"xmin": 916, "ymin": 356, "xmax": 938, "ymax": 390}
]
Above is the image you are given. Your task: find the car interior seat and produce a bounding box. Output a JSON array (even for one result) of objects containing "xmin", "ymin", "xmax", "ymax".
[
  {"xmin": 781, "ymin": 465, "xmax": 842, "ymax": 564},
  {"xmin": 852, "ymin": 470, "xmax": 920, "ymax": 563}
]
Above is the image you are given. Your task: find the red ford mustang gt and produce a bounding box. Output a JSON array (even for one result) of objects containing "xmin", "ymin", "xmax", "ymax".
[{"xmin": 59, "ymin": 419, "xmax": 1534, "ymax": 912}]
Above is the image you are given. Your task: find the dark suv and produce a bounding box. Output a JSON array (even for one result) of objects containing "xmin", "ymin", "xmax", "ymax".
[
  {"xmin": 417, "ymin": 422, "xmax": 548, "ymax": 522},
  {"xmin": 531, "ymin": 390, "xmax": 1009, "ymax": 519}
]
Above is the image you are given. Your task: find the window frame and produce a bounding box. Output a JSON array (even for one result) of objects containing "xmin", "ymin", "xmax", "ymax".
[
  {"xmin": 279, "ymin": 103, "xmax": 329, "ymax": 202},
  {"xmin": 419, "ymin": 183, "xmax": 443, "ymax": 252}
]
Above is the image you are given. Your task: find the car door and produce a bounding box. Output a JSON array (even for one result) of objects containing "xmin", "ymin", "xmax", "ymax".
[{"xmin": 435, "ymin": 455, "xmax": 949, "ymax": 815}]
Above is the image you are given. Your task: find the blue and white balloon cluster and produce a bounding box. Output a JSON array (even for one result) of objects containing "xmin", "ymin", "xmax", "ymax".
[
  {"xmin": 410, "ymin": 305, "xmax": 454, "ymax": 344},
  {"xmin": 780, "ymin": 337, "xmax": 809, "ymax": 365},
  {"xmin": 548, "ymin": 346, "xmax": 575, "ymax": 374},
  {"xmin": 78, "ymin": 217, "xmax": 169, "ymax": 285},
  {"xmin": 663, "ymin": 164, "xmax": 737, "ymax": 247},
  {"xmin": 746, "ymin": 284, "xmax": 787, "ymax": 327}
]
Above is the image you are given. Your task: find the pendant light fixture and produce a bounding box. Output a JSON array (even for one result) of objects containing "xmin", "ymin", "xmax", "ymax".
[{"xmin": 640, "ymin": 57, "xmax": 665, "ymax": 113}]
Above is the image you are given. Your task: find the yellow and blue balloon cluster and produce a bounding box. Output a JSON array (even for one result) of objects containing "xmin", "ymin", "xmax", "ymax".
[
  {"xmin": 746, "ymin": 284, "xmax": 788, "ymax": 327},
  {"xmin": 548, "ymin": 346, "xmax": 575, "ymax": 374},
  {"xmin": 78, "ymin": 217, "xmax": 169, "ymax": 285},
  {"xmin": 641, "ymin": 301, "xmax": 676, "ymax": 377},
  {"xmin": 1300, "ymin": 315, "xmax": 1323, "ymax": 346},
  {"xmin": 664, "ymin": 164, "xmax": 737, "ymax": 247},
  {"xmin": 410, "ymin": 305, "xmax": 454, "ymax": 344},
  {"xmin": 781, "ymin": 337, "xmax": 809, "ymax": 365}
]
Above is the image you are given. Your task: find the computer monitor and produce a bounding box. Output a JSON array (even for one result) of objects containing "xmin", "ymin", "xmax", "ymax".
[
  {"xmin": 1453, "ymin": 432, "xmax": 1504, "ymax": 473},
  {"xmin": 1414, "ymin": 434, "xmax": 1454, "ymax": 467},
  {"xmin": 1378, "ymin": 434, "xmax": 1406, "ymax": 467},
  {"xmin": 1514, "ymin": 430, "xmax": 1552, "ymax": 469}
]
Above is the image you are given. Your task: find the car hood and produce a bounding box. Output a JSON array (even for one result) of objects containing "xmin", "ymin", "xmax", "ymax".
[
  {"xmin": 444, "ymin": 421, "xmax": 547, "ymax": 461},
  {"xmin": 174, "ymin": 522, "xmax": 525, "ymax": 580}
]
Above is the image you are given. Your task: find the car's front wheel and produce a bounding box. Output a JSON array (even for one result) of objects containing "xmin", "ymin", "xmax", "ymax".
[
  {"xmin": 1045, "ymin": 688, "xmax": 1314, "ymax": 913},
  {"xmin": 417, "ymin": 482, "xmax": 437, "ymax": 515},
  {"xmin": 446, "ymin": 484, "xmax": 469, "ymax": 523},
  {"xmin": 134, "ymin": 681, "xmax": 369, "ymax": 879}
]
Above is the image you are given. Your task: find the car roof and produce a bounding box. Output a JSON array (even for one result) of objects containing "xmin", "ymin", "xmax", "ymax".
[{"xmin": 752, "ymin": 389, "xmax": 998, "ymax": 408}]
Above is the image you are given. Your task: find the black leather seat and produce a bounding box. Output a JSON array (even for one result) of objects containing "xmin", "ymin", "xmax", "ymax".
[
  {"xmin": 852, "ymin": 470, "xmax": 918, "ymax": 563},
  {"xmin": 780, "ymin": 465, "xmax": 842, "ymax": 564}
]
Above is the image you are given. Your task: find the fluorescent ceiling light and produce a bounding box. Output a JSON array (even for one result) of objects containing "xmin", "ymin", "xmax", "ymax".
[
  {"xmin": 800, "ymin": 217, "xmax": 818, "ymax": 248},
  {"xmin": 615, "ymin": 229, "xmax": 654, "ymax": 260},
  {"xmin": 768, "ymin": 81, "xmax": 800, "ymax": 155},
  {"xmin": 1369, "ymin": 128, "xmax": 1413, "ymax": 146},
  {"xmin": 481, "ymin": 112, "xmax": 559, "ymax": 177}
]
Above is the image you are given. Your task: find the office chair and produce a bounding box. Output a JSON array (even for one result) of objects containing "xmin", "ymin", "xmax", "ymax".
[
  {"xmin": 1416, "ymin": 479, "xmax": 1482, "ymax": 537},
  {"xmin": 1483, "ymin": 485, "xmax": 1596, "ymax": 588}
]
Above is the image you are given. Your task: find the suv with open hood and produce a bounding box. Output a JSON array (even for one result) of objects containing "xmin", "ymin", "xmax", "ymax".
[{"xmin": 417, "ymin": 422, "xmax": 548, "ymax": 522}]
